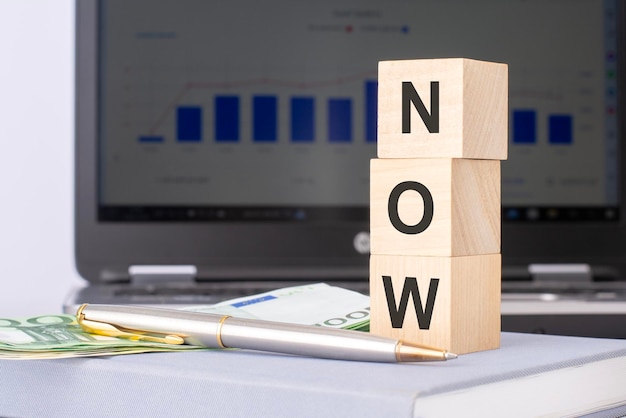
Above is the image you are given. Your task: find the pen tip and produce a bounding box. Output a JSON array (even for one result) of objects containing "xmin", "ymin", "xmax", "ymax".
[{"xmin": 395, "ymin": 341, "xmax": 456, "ymax": 362}]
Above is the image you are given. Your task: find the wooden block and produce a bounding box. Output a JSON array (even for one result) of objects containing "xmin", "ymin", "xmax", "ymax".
[
  {"xmin": 370, "ymin": 253, "xmax": 501, "ymax": 355},
  {"xmin": 377, "ymin": 58, "xmax": 508, "ymax": 160},
  {"xmin": 370, "ymin": 158, "xmax": 500, "ymax": 257}
]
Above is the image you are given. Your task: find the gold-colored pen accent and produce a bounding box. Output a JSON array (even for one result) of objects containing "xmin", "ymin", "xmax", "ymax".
[
  {"xmin": 76, "ymin": 303, "xmax": 185, "ymax": 345},
  {"xmin": 394, "ymin": 340, "xmax": 457, "ymax": 362},
  {"xmin": 215, "ymin": 315, "xmax": 230, "ymax": 348}
]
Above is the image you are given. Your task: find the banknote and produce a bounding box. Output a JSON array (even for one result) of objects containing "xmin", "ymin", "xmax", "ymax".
[
  {"xmin": 0, "ymin": 283, "xmax": 370, "ymax": 359},
  {"xmin": 186, "ymin": 283, "xmax": 370, "ymax": 331},
  {"xmin": 0, "ymin": 314, "xmax": 205, "ymax": 359}
]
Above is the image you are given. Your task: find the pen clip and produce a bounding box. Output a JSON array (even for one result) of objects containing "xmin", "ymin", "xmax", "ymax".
[{"xmin": 76, "ymin": 304, "xmax": 185, "ymax": 345}]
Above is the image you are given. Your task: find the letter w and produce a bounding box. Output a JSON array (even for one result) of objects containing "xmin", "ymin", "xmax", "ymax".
[
  {"xmin": 383, "ymin": 276, "xmax": 439, "ymax": 329},
  {"xmin": 402, "ymin": 81, "xmax": 439, "ymax": 134}
]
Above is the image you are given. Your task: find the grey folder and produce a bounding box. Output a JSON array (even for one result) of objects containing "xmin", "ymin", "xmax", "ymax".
[{"xmin": 2, "ymin": 333, "xmax": 626, "ymax": 417}]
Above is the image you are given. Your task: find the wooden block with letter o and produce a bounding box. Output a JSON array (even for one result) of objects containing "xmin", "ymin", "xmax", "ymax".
[
  {"xmin": 370, "ymin": 157, "xmax": 501, "ymax": 257},
  {"xmin": 370, "ymin": 253, "xmax": 501, "ymax": 354},
  {"xmin": 377, "ymin": 58, "xmax": 508, "ymax": 160}
]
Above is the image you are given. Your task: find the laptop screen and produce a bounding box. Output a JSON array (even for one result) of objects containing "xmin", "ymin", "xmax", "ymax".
[
  {"xmin": 96, "ymin": 0, "xmax": 620, "ymax": 223},
  {"xmin": 75, "ymin": 0, "xmax": 626, "ymax": 283}
]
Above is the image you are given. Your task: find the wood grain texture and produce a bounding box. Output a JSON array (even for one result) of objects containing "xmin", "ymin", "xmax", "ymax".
[
  {"xmin": 370, "ymin": 253, "xmax": 501, "ymax": 354},
  {"xmin": 377, "ymin": 58, "xmax": 508, "ymax": 160},
  {"xmin": 370, "ymin": 158, "xmax": 501, "ymax": 256}
]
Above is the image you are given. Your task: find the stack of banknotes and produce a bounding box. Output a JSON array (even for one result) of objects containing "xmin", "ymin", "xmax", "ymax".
[{"xmin": 0, "ymin": 283, "xmax": 370, "ymax": 359}]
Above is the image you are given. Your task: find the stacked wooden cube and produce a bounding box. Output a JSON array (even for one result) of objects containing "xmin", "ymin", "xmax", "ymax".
[{"xmin": 369, "ymin": 58, "xmax": 508, "ymax": 354}]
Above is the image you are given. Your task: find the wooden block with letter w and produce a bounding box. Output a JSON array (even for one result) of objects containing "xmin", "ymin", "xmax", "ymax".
[
  {"xmin": 369, "ymin": 58, "xmax": 507, "ymax": 354},
  {"xmin": 370, "ymin": 253, "xmax": 501, "ymax": 355}
]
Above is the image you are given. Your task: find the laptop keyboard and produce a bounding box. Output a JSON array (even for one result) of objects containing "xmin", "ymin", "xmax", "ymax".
[{"xmin": 110, "ymin": 280, "xmax": 370, "ymax": 304}]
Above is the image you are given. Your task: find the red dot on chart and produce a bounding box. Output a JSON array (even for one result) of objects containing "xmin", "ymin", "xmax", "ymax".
[{"xmin": 345, "ymin": 25, "xmax": 353, "ymax": 33}]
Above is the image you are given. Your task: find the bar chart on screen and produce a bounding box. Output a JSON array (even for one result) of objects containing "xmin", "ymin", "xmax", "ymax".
[
  {"xmin": 131, "ymin": 75, "xmax": 379, "ymax": 146},
  {"xmin": 107, "ymin": 66, "xmax": 380, "ymax": 208}
]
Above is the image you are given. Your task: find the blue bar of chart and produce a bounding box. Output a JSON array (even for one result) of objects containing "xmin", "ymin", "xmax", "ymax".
[
  {"xmin": 290, "ymin": 97, "xmax": 315, "ymax": 142},
  {"xmin": 512, "ymin": 110, "xmax": 537, "ymax": 144},
  {"xmin": 177, "ymin": 106, "xmax": 202, "ymax": 142},
  {"xmin": 549, "ymin": 115, "xmax": 573, "ymax": 144},
  {"xmin": 328, "ymin": 98, "xmax": 352, "ymax": 142},
  {"xmin": 215, "ymin": 96, "xmax": 240, "ymax": 142},
  {"xmin": 253, "ymin": 95, "xmax": 278, "ymax": 142},
  {"xmin": 511, "ymin": 110, "xmax": 574, "ymax": 146},
  {"xmin": 365, "ymin": 80, "xmax": 377, "ymax": 143}
]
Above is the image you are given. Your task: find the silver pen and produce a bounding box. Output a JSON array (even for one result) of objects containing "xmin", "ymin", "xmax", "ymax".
[{"xmin": 77, "ymin": 304, "xmax": 457, "ymax": 363}]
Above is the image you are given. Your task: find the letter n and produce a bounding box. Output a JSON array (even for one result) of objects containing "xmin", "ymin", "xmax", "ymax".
[
  {"xmin": 402, "ymin": 81, "xmax": 439, "ymax": 134},
  {"xmin": 382, "ymin": 276, "xmax": 439, "ymax": 329}
]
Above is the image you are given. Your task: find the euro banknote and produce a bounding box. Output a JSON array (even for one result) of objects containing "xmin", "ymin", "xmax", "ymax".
[{"xmin": 0, "ymin": 283, "xmax": 370, "ymax": 359}]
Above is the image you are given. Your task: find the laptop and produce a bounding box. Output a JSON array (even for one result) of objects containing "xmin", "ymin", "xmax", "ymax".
[{"xmin": 67, "ymin": 0, "xmax": 626, "ymax": 337}]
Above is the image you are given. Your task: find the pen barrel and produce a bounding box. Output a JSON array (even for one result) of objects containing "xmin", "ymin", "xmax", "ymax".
[
  {"xmin": 80, "ymin": 305, "xmax": 227, "ymax": 348},
  {"xmin": 79, "ymin": 305, "xmax": 448, "ymax": 362},
  {"xmin": 220, "ymin": 317, "xmax": 399, "ymax": 362}
]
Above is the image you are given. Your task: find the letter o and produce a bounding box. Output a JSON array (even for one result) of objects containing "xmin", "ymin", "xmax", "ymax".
[
  {"xmin": 0, "ymin": 318, "xmax": 21, "ymax": 327},
  {"xmin": 345, "ymin": 310, "xmax": 369, "ymax": 320},
  {"xmin": 324, "ymin": 317, "xmax": 347, "ymax": 327},
  {"xmin": 388, "ymin": 181, "xmax": 434, "ymax": 234},
  {"xmin": 26, "ymin": 315, "xmax": 74, "ymax": 325}
]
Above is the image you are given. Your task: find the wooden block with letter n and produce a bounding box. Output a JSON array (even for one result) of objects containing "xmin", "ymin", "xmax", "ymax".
[
  {"xmin": 370, "ymin": 253, "xmax": 501, "ymax": 355},
  {"xmin": 370, "ymin": 157, "xmax": 501, "ymax": 257},
  {"xmin": 377, "ymin": 58, "xmax": 508, "ymax": 160}
]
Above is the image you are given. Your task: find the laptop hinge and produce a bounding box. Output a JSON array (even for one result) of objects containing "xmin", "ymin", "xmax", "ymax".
[
  {"xmin": 128, "ymin": 265, "xmax": 197, "ymax": 286},
  {"xmin": 528, "ymin": 263, "xmax": 592, "ymax": 282}
]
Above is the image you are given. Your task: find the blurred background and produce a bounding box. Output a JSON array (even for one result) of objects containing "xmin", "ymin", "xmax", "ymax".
[{"xmin": 0, "ymin": 0, "xmax": 82, "ymax": 316}]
